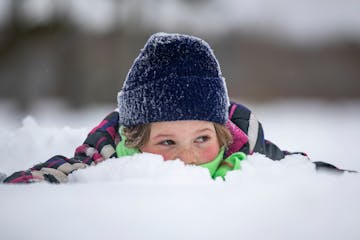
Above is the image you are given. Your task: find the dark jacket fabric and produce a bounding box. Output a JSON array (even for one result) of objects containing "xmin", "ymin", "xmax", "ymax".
[{"xmin": 3, "ymin": 102, "xmax": 345, "ymax": 184}]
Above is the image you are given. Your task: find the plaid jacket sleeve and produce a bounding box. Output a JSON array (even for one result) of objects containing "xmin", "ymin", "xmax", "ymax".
[{"xmin": 3, "ymin": 111, "xmax": 121, "ymax": 184}]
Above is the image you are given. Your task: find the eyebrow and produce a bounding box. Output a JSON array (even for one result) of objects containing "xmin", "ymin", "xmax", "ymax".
[
  {"xmin": 195, "ymin": 128, "xmax": 214, "ymax": 134},
  {"xmin": 153, "ymin": 134, "xmax": 176, "ymax": 140},
  {"xmin": 152, "ymin": 128, "xmax": 214, "ymax": 140}
]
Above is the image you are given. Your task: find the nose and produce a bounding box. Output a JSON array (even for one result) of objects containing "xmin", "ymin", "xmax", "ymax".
[{"xmin": 175, "ymin": 148, "xmax": 197, "ymax": 165}]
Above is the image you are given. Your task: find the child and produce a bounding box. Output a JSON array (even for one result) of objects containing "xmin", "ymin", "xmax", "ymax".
[{"xmin": 3, "ymin": 33, "xmax": 345, "ymax": 184}]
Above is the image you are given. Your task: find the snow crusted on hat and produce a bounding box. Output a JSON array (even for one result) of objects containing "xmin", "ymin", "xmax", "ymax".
[{"xmin": 118, "ymin": 32, "xmax": 229, "ymax": 127}]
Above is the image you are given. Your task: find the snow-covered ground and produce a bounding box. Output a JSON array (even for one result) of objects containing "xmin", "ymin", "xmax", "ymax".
[{"xmin": 1, "ymin": 99, "xmax": 359, "ymax": 240}]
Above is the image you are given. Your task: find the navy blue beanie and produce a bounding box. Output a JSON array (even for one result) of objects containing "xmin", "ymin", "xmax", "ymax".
[{"xmin": 117, "ymin": 32, "xmax": 229, "ymax": 127}]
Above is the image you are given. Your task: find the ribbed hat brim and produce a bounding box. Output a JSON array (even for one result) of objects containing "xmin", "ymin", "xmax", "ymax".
[{"xmin": 118, "ymin": 76, "xmax": 228, "ymax": 126}]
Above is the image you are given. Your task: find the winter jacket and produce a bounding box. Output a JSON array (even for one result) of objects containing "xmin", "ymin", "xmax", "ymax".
[{"xmin": 3, "ymin": 102, "xmax": 345, "ymax": 184}]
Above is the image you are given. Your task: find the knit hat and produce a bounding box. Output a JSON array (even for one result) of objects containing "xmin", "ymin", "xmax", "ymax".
[{"xmin": 117, "ymin": 32, "xmax": 229, "ymax": 127}]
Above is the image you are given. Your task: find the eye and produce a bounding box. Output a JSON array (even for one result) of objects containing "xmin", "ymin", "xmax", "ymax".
[
  {"xmin": 194, "ymin": 136, "xmax": 210, "ymax": 143},
  {"xmin": 159, "ymin": 140, "xmax": 176, "ymax": 146}
]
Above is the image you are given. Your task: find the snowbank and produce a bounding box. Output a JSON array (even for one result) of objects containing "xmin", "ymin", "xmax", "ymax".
[{"xmin": 1, "ymin": 100, "xmax": 360, "ymax": 240}]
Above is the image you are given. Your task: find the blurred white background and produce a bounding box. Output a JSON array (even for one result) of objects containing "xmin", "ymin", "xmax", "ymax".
[
  {"xmin": 1, "ymin": 2, "xmax": 360, "ymax": 239},
  {"xmin": 0, "ymin": 0, "xmax": 360, "ymax": 111}
]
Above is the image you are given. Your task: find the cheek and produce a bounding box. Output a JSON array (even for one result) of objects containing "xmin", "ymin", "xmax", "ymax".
[
  {"xmin": 150, "ymin": 150, "xmax": 175, "ymax": 161},
  {"xmin": 140, "ymin": 146, "xmax": 173, "ymax": 161},
  {"xmin": 161, "ymin": 152, "xmax": 175, "ymax": 161},
  {"xmin": 198, "ymin": 145, "xmax": 220, "ymax": 163}
]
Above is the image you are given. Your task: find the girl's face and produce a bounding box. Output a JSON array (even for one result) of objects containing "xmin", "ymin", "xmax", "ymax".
[{"xmin": 140, "ymin": 120, "xmax": 220, "ymax": 165}]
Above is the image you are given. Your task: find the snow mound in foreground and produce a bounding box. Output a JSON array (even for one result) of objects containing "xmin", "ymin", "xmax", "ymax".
[
  {"xmin": 1, "ymin": 113, "xmax": 360, "ymax": 240},
  {"xmin": 1, "ymin": 152, "xmax": 359, "ymax": 240},
  {"xmin": 69, "ymin": 151, "xmax": 324, "ymax": 185},
  {"xmin": 70, "ymin": 153, "xmax": 212, "ymax": 184}
]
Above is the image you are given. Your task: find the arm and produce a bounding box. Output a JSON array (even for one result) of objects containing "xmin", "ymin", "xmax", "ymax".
[
  {"xmin": 3, "ymin": 111, "xmax": 121, "ymax": 183},
  {"xmin": 228, "ymin": 101, "xmax": 287, "ymax": 159},
  {"xmin": 227, "ymin": 102, "xmax": 352, "ymax": 173}
]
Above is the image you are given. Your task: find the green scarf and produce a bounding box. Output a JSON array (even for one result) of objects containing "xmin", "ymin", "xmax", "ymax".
[
  {"xmin": 199, "ymin": 148, "xmax": 246, "ymax": 180},
  {"xmin": 115, "ymin": 130, "xmax": 247, "ymax": 180},
  {"xmin": 116, "ymin": 133, "xmax": 140, "ymax": 158}
]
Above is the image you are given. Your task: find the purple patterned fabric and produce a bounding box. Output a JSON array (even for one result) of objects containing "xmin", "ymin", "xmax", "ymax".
[{"xmin": 225, "ymin": 120, "xmax": 248, "ymax": 158}]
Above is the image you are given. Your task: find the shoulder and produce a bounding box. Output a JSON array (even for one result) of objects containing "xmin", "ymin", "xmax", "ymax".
[
  {"xmin": 228, "ymin": 101, "xmax": 259, "ymax": 134},
  {"xmin": 228, "ymin": 101, "xmax": 252, "ymax": 120},
  {"xmin": 227, "ymin": 100, "xmax": 264, "ymax": 155}
]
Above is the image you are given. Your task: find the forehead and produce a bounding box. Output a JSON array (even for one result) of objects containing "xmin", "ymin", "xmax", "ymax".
[{"xmin": 150, "ymin": 120, "xmax": 215, "ymax": 134}]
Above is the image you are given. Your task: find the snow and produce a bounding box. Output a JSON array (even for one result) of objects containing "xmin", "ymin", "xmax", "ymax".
[{"xmin": 1, "ymin": 99, "xmax": 360, "ymax": 240}]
